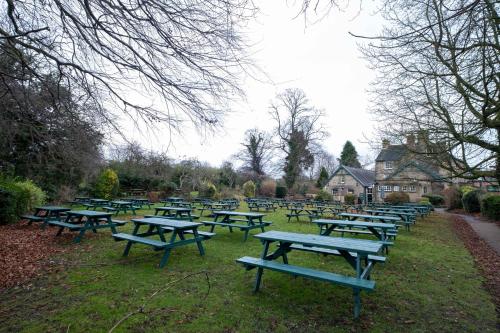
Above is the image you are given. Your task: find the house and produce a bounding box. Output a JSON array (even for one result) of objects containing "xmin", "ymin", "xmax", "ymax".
[
  {"xmin": 374, "ymin": 135, "xmax": 452, "ymax": 202},
  {"xmin": 323, "ymin": 165, "xmax": 375, "ymax": 203}
]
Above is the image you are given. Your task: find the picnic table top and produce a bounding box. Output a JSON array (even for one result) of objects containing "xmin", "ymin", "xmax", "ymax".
[
  {"xmin": 131, "ymin": 217, "xmax": 201, "ymax": 229},
  {"xmin": 67, "ymin": 210, "xmax": 114, "ymax": 217},
  {"xmin": 213, "ymin": 210, "xmax": 265, "ymax": 217},
  {"xmin": 254, "ymin": 231, "xmax": 383, "ymax": 255},
  {"xmin": 156, "ymin": 206, "xmax": 193, "ymax": 212},
  {"xmin": 164, "ymin": 197, "xmax": 183, "ymax": 201},
  {"xmin": 339, "ymin": 213, "xmax": 401, "ymax": 221},
  {"xmin": 111, "ymin": 200, "xmax": 133, "ymax": 205},
  {"xmin": 90, "ymin": 199, "xmax": 109, "ymax": 203},
  {"xmin": 35, "ymin": 206, "xmax": 71, "ymax": 212},
  {"xmin": 313, "ymin": 219, "xmax": 397, "ymax": 229},
  {"xmin": 364, "ymin": 209, "xmax": 416, "ymax": 216}
]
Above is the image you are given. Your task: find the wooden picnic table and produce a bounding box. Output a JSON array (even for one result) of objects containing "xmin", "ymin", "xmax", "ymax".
[
  {"xmin": 47, "ymin": 210, "xmax": 120, "ymax": 243},
  {"xmin": 313, "ymin": 219, "xmax": 396, "ymax": 253},
  {"xmin": 286, "ymin": 207, "xmax": 321, "ymax": 223},
  {"xmin": 113, "ymin": 217, "xmax": 206, "ymax": 268},
  {"xmin": 154, "ymin": 206, "xmax": 194, "ymax": 221},
  {"xmin": 104, "ymin": 200, "xmax": 138, "ymax": 215},
  {"xmin": 339, "ymin": 213, "xmax": 401, "ymax": 224},
  {"xmin": 364, "ymin": 209, "xmax": 416, "ymax": 230},
  {"xmin": 236, "ymin": 230, "xmax": 384, "ymax": 318},
  {"xmin": 21, "ymin": 206, "xmax": 71, "ymax": 228},
  {"xmin": 202, "ymin": 211, "xmax": 271, "ymax": 241}
]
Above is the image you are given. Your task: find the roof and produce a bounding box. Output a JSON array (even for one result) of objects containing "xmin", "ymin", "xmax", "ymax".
[
  {"xmin": 375, "ymin": 145, "xmax": 407, "ymax": 162},
  {"xmin": 328, "ymin": 165, "xmax": 375, "ymax": 187},
  {"xmin": 385, "ymin": 160, "xmax": 444, "ymax": 181}
]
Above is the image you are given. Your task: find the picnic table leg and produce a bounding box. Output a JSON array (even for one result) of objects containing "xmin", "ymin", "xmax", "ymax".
[
  {"xmin": 159, "ymin": 231, "xmax": 177, "ymax": 268},
  {"xmin": 243, "ymin": 229, "xmax": 250, "ymax": 242},
  {"xmin": 192, "ymin": 229, "xmax": 205, "ymax": 256},
  {"xmin": 123, "ymin": 223, "xmax": 141, "ymax": 256},
  {"xmin": 353, "ymin": 289, "xmax": 361, "ymax": 319},
  {"xmin": 254, "ymin": 241, "xmax": 270, "ymax": 292}
]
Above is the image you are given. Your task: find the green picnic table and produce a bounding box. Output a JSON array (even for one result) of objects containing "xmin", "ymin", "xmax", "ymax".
[
  {"xmin": 47, "ymin": 210, "xmax": 121, "ymax": 243},
  {"xmin": 202, "ymin": 211, "xmax": 271, "ymax": 241},
  {"xmin": 154, "ymin": 206, "xmax": 194, "ymax": 221},
  {"xmin": 285, "ymin": 207, "xmax": 321, "ymax": 223},
  {"xmin": 113, "ymin": 217, "xmax": 206, "ymax": 268},
  {"xmin": 21, "ymin": 206, "xmax": 71, "ymax": 228},
  {"xmin": 313, "ymin": 219, "xmax": 396, "ymax": 253},
  {"xmin": 105, "ymin": 200, "xmax": 138, "ymax": 215},
  {"xmin": 236, "ymin": 230, "xmax": 384, "ymax": 318},
  {"xmin": 339, "ymin": 213, "xmax": 401, "ymax": 224},
  {"xmin": 364, "ymin": 209, "xmax": 416, "ymax": 230}
]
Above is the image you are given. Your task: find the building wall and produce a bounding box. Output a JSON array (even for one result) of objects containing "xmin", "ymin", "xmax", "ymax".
[{"xmin": 324, "ymin": 169, "xmax": 366, "ymax": 203}]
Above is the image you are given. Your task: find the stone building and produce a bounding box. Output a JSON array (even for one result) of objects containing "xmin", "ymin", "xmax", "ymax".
[
  {"xmin": 373, "ymin": 135, "xmax": 451, "ymax": 202},
  {"xmin": 324, "ymin": 165, "xmax": 375, "ymax": 203}
]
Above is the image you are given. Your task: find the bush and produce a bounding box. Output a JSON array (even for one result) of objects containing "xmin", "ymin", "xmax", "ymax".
[
  {"xmin": 422, "ymin": 194, "xmax": 444, "ymax": 206},
  {"xmin": 199, "ymin": 181, "xmax": 217, "ymax": 199},
  {"xmin": 158, "ymin": 181, "xmax": 177, "ymax": 197},
  {"xmin": 385, "ymin": 192, "xmax": 410, "ymax": 204},
  {"xmin": 481, "ymin": 195, "xmax": 500, "ymax": 220},
  {"xmin": 459, "ymin": 185, "xmax": 476, "ymax": 196},
  {"xmin": 259, "ymin": 180, "xmax": 276, "ymax": 197},
  {"xmin": 462, "ymin": 189, "xmax": 481, "ymax": 213},
  {"xmin": 344, "ymin": 193, "xmax": 356, "ymax": 205},
  {"xmin": 242, "ymin": 180, "xmax": 256, "ymax": 198},
  {"xmin": 0, "ymin": 177, "xmax": 46, "ymax": 224},
  {"xmin": 315, "ymin": 190, "xmax": 333, "ymax": 202},
  {"xmin": 94, "ymin": 168, "xmax": 120, "ymax": 200},
  {"xmin": 443, "ymin": 187, "xmax": 462, "ymax": 209},
  {"xmin": 275, "ymin": 186, "xmax": 287, "ymax": 198}
]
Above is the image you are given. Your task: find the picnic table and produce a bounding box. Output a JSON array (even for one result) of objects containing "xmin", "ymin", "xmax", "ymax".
[
  {"xmin": 364, "ymin": 209, "xmax": 416, "ymax": 230},
  {"xmin": 113, "ymin": 217, "xmax": 207, "ymax": 268},
  {"xmin": 103, "ymin": 200, "xmax": 138, "ymax": 215},
  {"xmin": 198, "ymin": 202, "xmax": 235, "ymax": 217},
  {"xmin": 153, "ymin": 206, "xmax": 195, "ymax": 221},
  {"xmin": 339, "ymin": 213, "xmax": 401, "ymax": 224},
  {"xmin": 313, "ymin": 219, "xmax": 396, "ymax": 253},
  {"xmin": 202, "ymin": 211, "xmax": 271, "ymax": 241},
  {"xmin": 21, "ymin": 206, "xmax": 71, "ymax": 228},
  {"xmin": 129, "ymin": 198, "xmax": 152, "ymax": 209},
  {"xmin": 84, "ymin": 198, "xmax": 109, "ymax": 210},
  {"xmin": 47, "ymin": 210, "xmax": 123, "ymax": 243},
  {"xmin": 236, "ymin": 230, "xmax": 384, "ymax": 318},
  {"xmin": 285, "ymin": 207, "xmax": 321, "ymax": 223}
]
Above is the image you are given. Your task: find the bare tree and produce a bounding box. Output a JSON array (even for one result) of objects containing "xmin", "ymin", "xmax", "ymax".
[
  {"xmin": 270, "ymin": 88, "xmax": 328, "ymax": 189},
  {"xmin": 357, "ymin": 0, "xmax": 499, "ymax": 181},
  {"xmin": 0, "ymin": 0, "xmax": 256, "ymax": 132},
  {"xmin": 307, "ymin": 148, "xmax": 337, "ymax": 180},
  {"xmin": 237, "ymin": 128, "xmax": 274, "ymax": 178}
]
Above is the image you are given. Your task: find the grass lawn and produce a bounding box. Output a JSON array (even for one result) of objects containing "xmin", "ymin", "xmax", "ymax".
[{"xmin": 0, "ymin": 204, "xmax": 497, "ymax": 332}]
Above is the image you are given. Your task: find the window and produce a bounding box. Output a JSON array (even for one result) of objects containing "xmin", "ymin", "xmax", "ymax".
[
  {"xmin": 402, "ymin": 185, "xmax": 408, "ymax": 192},
  {"xmin": 385, "ymin": 161, "xmax": 393, "ymax": 170},
  {"xmin": 409, "ymin": 185, "xmax": 416, "ymax": 192},
  {"xmin": 378, "ymin": 185, "xmax": 392, "ymax": 192},
  {"xmin": 423, "ymin": 186, "xmax": 427, "ymax": 194},
  {"xmin": 393, "ymin": 185, "xmax": 400, "ymax": 192},
  {"xmin": 332, "ymin": 188, "xmax": 339, "ymax": 195},
  {"xmin": 348, "ymin": 189, "xmax": 354, "ymax": 194},
  {"xmin": 340, "ymin": 175, "xmax": 345, "ymax": 184}
]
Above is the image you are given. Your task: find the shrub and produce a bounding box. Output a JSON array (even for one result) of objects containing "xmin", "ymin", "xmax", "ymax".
[
  {"xmin": 315, "ymin": 190, "xmax": 333, "ymax": 202},
  {"xmin": 158, "ymin": 181, "xmax": 177, "ymax": 197},
  {"xmin": 422, "ymin": 194, "xmax": 444, "ymax": 206},
  {"xmin": 344, "ymin": 193, "xmax": 356, "ymax": 205},
  {"xmin": 199, "ymin": 181, "xmax": 217, "ymax": 199},
  {"xmin": 259, "ymin": 180, "xmax": 276, "ymax": 197},
  {"xmin": 481, "ymin": 195, "xmax": 500, "ymax": 220},
  {"xmin": 443, "ymin": 187, "xmax": 462, "ymax": 209},
  {"xmin": 242, "ymin": 180, "xmax": 256, "ymax": 198},
  {"xmin": 385, "ymin": 192, "xmax": 410, "ymax": 204},
  {"xmin": 459, "ymin": 185, "xmax": 476, "ymax": 195},
  {"xmin": 275, "ymin": 186, "xmax": 287, "ymax": 198},
  {"xmin": 462, "ymin": 189, "xmax": 481, "ymax": 213},
  {"xmin": 0, "ymin": 177, "xmax": 46, "ymax": 224},
  {"xmin": 94, "ymin": 168, "xmax": 120, "ymax": 200}
]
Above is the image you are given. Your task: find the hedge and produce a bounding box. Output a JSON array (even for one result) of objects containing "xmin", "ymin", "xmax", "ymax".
[
  {"xmin": 481, "ymin": 195, "xmax": 500, "ymax": 220},
  {"xmin": 422, "ymin": 194, "xmax": 444, "ymax": 206},
  {"xmin": 0, "ymin": 178, "xmax": 46, "ymax": 224},
  {"xmin": 384, "ymin": 192, "xmax": 410, "ymax": 204},
  {"xmin": 462, "ymin": 190, "xmax": 481, "ymax": 213}
]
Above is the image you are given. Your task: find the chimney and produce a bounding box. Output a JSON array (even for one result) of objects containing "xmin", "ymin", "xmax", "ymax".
[
  {"xmin": 406, "ymin": 134, "xmax": 415, "ymax": 148},
  {"xmin": 382, "ymin": 139, "xmax": 390, "ymax": 149}
]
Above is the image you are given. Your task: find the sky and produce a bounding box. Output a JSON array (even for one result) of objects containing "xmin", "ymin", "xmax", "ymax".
[{"xmin": 116, "ymin": 1, "xmax": 384, "ymax": 168}]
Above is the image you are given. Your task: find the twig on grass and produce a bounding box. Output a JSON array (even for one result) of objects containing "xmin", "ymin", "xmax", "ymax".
[{"xmin": 108, "ymin": 270, "xmax": 210, "ymax": 333}]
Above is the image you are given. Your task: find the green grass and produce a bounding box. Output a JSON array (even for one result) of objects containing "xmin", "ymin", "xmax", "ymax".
[{"xmin": 0, "ymin": 204, "xmax": 497, "ymax": 332}]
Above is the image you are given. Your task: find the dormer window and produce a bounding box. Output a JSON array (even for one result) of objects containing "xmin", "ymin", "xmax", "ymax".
[
  {"xmin": 340, "ymin": 175, "xmax": 345, "ymax": 184},
  {"xmin": 385, "ymin": 161, "xmax": 393, "ymax": 170}
]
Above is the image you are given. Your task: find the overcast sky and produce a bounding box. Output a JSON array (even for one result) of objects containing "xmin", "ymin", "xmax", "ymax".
[{"xmin": 115, "ymin": 1, "xmax": 384, "ymax": 168}]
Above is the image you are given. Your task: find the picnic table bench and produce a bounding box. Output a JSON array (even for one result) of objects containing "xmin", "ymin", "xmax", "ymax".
[
  {"xmin": 364, "ymin": 209, "xmax": 415, "ymax": 231},
  {"xmin": 113, "ymin": 217, "xmax": 207, "ymax": 268},
  {"xmin": 154, "ymin": 206, "xmax": 196, "ymax": 221},
  {"xmin": 47, "ymin": 210, "xmax": 120, "ymax": 243},
  {"xmin": 286, "ymin": 207, "xmax": 321, "ymax": 223},
  {"xmin": 236, "ymin": 231, "xmax": 384, "ymax": 318},
  {"xmin": 102, "ymin": 200, "xmax": 139, "ymax": 215},
  {"xmin": 202, "ymin": 211, "xmax": 271, "ymax": 241}
]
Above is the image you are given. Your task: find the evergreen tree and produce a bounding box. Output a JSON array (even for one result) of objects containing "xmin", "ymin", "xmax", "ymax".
[
  {"xmin": 316, "ymin": 167, "xmax": 329, "ymax": 188},
  {"xmin": 339, "ymin": 141, "xmax": 361, "ymax": 168}
]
